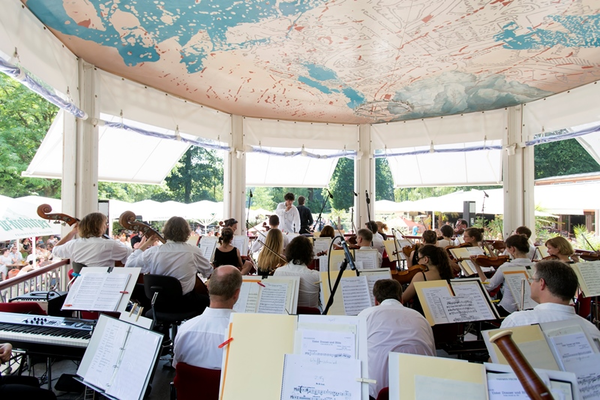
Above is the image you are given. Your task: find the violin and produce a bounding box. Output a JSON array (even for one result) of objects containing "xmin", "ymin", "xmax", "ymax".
[
  {"xmin": 472, "ymin": 254, "xmax": 510, "ymax": 268},
  {"xmin": 575, "ymin": 249, "xmax": 600, "ymax": 262},
  {"xmin": 391, "ymin": 264, "xmax": 426, "ymax": 285},
  {"xmin": 119, "ymin": 211, "xmax": 166, "ymax": 244}
]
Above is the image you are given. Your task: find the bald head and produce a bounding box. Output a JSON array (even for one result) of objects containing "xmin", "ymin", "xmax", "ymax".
[{"xmin": 209, "ymin": 265, "xmax": 243, "ymax": 308}]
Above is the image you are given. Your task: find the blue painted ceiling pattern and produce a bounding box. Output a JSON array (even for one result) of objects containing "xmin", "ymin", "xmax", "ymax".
[{"xmin": 23, "ymin": 0, "xmax": 600, "ymax": 124}]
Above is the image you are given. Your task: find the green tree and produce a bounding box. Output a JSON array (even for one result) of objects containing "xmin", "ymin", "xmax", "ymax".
[
  {"xmin": 534, "ymin": 139, "xmax": 600, "ymax": 179},
  {"xmin": 165, "ymin": 147, "xmax": 224, "ymax": 202},
  {"xmin": 329, "ymin": 157, "xmax": 354, "ymax": 210},
  {"xmin": 0, "ymin": 74, "xmax": 60, "ymax": 197},
  {"xmin": 375, "ymin": 158, "xmax": 394, "ymax": 201}
]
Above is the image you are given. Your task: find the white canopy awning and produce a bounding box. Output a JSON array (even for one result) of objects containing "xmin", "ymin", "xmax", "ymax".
[{"xmin": 0, "ymin": 195, "xmax": 61, "ymax": 241}]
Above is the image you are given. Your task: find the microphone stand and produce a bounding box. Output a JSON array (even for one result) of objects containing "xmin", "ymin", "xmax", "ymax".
[
  {"xmin": 323, "ymin": 233, "xmax": 359, "ymax": 315},
  {"xmin": 246, "ymin": 190, "xmax": 253, "ymax": 236},
  {"xmin": 365, "ymin": 190, "xmax": 372, "ymax": 223},
  {"xmin": 313, "ymin": 189, "xmax": 332, "ymax": 231}
]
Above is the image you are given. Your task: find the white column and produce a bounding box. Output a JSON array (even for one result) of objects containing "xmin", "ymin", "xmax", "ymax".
[
  {"xmin": 503, "ymin": 105, "xmax": 535, "ymax": 239},
  {"xmin": 224, "ymin": 115, "xmax": 247, "ymax": 234},
  {"xmin": 356, "ymin": 124, "xmax": 375, "ymax": 229}
]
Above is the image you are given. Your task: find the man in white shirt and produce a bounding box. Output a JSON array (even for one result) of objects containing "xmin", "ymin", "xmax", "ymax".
[
  {"xmin": 275, "ymin": 192, "xmax": 301, "ymax": 234},
  {"xmin": 365, "ymin": 221, "xmax": 385, "ymax": 256},
  {"xmin": 251, "ymin": 215, "xmax": 290, "ymax": 254},
  {"xmin": 173, "ymin": 265, "xmax": 242, "ymax": 369},
  {"xmin": 358, "ymin": 279, "xmax": 435, "ymax": 398},
  {"xmin": 501, "ymin": 260, "xmax": 600, "ymax": 341}
]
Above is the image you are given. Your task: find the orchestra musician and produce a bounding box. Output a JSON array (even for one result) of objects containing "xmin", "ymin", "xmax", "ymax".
[
  {"xmin": 544, "ymin": 236, "xmax": 579, "ymax": 263},
  {"xmin": 256, "ymin": 228, "xmax": 286, "ymax": 276},
  {"xmin": 511, "ymin": 226, "xmax": 536, "ymax": 260},
  {"xmin": 437, "ymin": 225, "xmax": 455, "ymax": 248},
  {"xmin": 454, "ymin": 219, "xmax": 468, "ymax": 235},
  {"xmin": 473, "ymin": 234, "xmax": 534, "ymax": 317},
  {"xmin": 52, "ymin": 212, "xmax": 132, "ymax": 272},
  {"xmin": 275, "ymin": 192, "xmax": 300, "ymax": 234},
  {"xmin": 125, "ymin": 216, "xmax": 213, "ymax": 313},
  {"xmin": 356, "ymin": 229, "xmax": 382, "ymax": 267},
  {"xmin": 319, "ymin": 225, "xmax": 335, "ymax": 239},
  {"xmin": 402, "ymin": 245, "xmax": 454, "ymax": 316},
  {"xmin": 365, "ymin": 221, "xmax": 385, "ymax": 256},
  {"xmin": 213, "ymin": 227, "xmax": 253, "ymax": 275},
  {"xmin": 273, "ymin": 236, "xmax": 320, "ymax": 308},
  {"xmin": 407, "ymin": 230, "xmax": 437, "ymax": 268},
  {"xmin": 220, "ymin": 218, "xmax": 238, "ymax": 234},
  {"xmin": 462, "ymin": 227, "xmax": 484, "ymax": 247},
  {"xmin": 251, "ymin": 215, "xmax": 289, "ymax": 254}
]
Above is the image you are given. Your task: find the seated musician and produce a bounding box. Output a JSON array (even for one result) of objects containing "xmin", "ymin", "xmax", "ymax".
[
  {"xmin": 455, "ymin": 219, "xmax": 468, "ymax": 236},
  {"xmin": 173, "ymin": 265, "xmax": 242, "ymax": 369},
  {"xmin": 0, "ymin": 343, "xmax": 57, "ymax": 399},
  {"xmin": 365, "ymin": 221, "xmax": 385, "ymax": 255},
  {"xmin": 407, "ymin": 230, "xmax": 437, "ymax": 268},
  {"xmin": 402, "ymin": 244, "xmax": 454, "ymax": 315},
  {"xmin": 213, "ymin": 228, "xmax": 253, "ymax": 275},
  {"xmin": 545, "ymin": 236, "xmax": 579, "ymax": 263},
  {"xmin": 473, "ymin": 234, "xmax": 534, "ymax": 317},
  {"xmin": 256, "ymin": 228, "xmax": 286, "ymax": 276},
  {"xmin": 125, "ymin": 216, "xmax": 213, "ymax": 312},
  {"xmin": 356, "ymin": 228, "xmax": 382, "ymax": 267},
  {"xmin": 251, "ymin": 215, "xmax": 289, "ymax": 254},
  {"xmin": 273, "ymin": 236, "xmax": 320, "ymax": 308},
  {"xmin": 319, "ymin": 225, "xmax": 335, "ymax": 239},
  {"xmin": 358, "ymin": 279, "xmax": 435, "ymax": 399},
  {"xmin": 437, "ymin": 225, "xmax": 455, "ymax": 248},
  {"xmin": 462, "ymin": 227, "xmax": 484, "ymax": 247},
  {"xmin": 52, "ymin": 212, "xmax": 132, "ymax": 272},
  {"xmin": 511, "ymin": 226, "xmax": 536, "ymax": 260},
  {"xmin": 220, "ymin": 218, "xmax": 238, "ymax": 234},
  {"xmin": 500, "ymin": 260, "xmax": 600, "ymax": 341}
]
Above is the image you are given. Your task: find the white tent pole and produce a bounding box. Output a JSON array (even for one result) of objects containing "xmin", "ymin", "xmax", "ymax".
[
  {"xmin": 356, "ymin": 124, "xmax": 374, "ymax": 228},
  {"xmin": 225, "ymin": 115, "xmax": 247, "ymax": 234}
]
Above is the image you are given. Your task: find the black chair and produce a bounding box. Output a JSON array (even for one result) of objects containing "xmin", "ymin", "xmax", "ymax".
[{"xmin": 143, "ymin": 274, "xmax": 204, "ymax": 343}]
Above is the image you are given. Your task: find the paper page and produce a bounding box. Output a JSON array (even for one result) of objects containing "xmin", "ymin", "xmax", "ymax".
[
  {"xmin": 107, "ymin": 326, "xmax": 161, "ymax": 400},
  {"xmin": 199, "ymin": 236, "xmax": 218, "ymax": 261},
  {"xmin": 450, "ymin": 280, "xmax": 497, "ymax": 320},
  {"xmin": 313, "ymin": 238, "xmax": 332, "ymax": 255},
  {"xmin": 318, "ymin": 255, "xmax": 330, "ymax": 272},
  {"xmin": 94, "ymin": 273, "xmax": 130, "ymax": 312},
  {"xmin": 419, "ymin": 285, "xmax": 454, "ymax": 325},
  {"xmin": 320, "ymin": 270, "xmax": 361, "ymax": 316},
  {"xmin": 466, "ymin": 246, "xmax": 485, "ymax": 256},
  {"xmin": 328, "ymin": 250, "xmax": 346, "ymax": 271},
  {"xmin": 280, "ymin": 354, "xmax": 361, "ymax": 400},
  {"xmin": 415, "ymin": 374, "xmax": 487, "ymax": 400},
  {"xmin": 460, "ymin": 260, "xmax": 476, "ymax": 276},
  {"xmin": 487, "ymin": 372, "xmax": 535, "ymax": 399},
  {"xmin": 63, "ymin": 272, "xmax": 130, "ymax": 311},
  {"xmin": 364, "ymin": 273, "xmax": 392, "ymax": 307},
  {"xmin": 298, "ymin": 329, "xmax": 356, "ymax": 359},
  {"xmin": 233, "ymin": 281, "xmax": 261, "ymax": 313},
  {"xmin": 64, "ymin": 273, "xmax": 103, "ymax": 310},
  {"xmin": 85, "ymin": 320, "xmax": 129, "ymax": 390},
  {"xmin": 573, "ymin": 261, "xmax": 600, "ymax": 297},
  {"xmin": 449, "ymin": 247, "xmax": 471, "ymax": 260},
  {"xmin": 354, "ymin": 249, "xmax": 378, "ymax": 270},
  {"xmin": 340, "ymin": 276, "xmax": 371, "ymax": 316},
  {"xmin": 232, "ymin": 235, "xmax": 248, "ymax": 256},
  {"xmin": 383, "ymin": 240, "xmax": 398, "ymax": 261},
  {"xmin": 546, "ymin": 325, "xmax": 596, "ymax": 370},
  {"xmin": 566, "ymin": 353, "xmax": 600, "ymax": 400},
  {"xmin": 257, "ymin": 282, "xmax": 289, "ymax": 314},
  {"xmin": 504, "ymin": 270, "xmax": 538, "ymax": 310}
]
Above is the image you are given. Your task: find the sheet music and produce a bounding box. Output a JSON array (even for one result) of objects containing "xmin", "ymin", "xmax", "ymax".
[
  {"xmin": 561, "ymin": 353, "xmax": 600, "ymax": 400},
  {"xmin": 232, "ymin": 235, "xmax": 248, "ymax": 256},
  {"xmin": 64, "ymin": 272, "xmax": 130, "ymax": 311},
  {"xmin": 318, "ymin": 255, "xmax": 329, "ymax": 272},
  {"xmin": 85, "ymin": 320, "xmax": 129, "ymax": 390},
  {"xmin": 574, "ymin": 261, "xmax": 600, "ymax": 297},
  {"xmin": 414, "ymin": 375, "xmax": 486, "ymax": 400},
  {"xmin": 280, "ymin": 354, "xmax": 361, "ymax": 400},
  {"xmin": 466, "ymin": 247, "xmax": 485, "ymax": 256},
  {"xmin": 340, "ymin": 276, "xmax": 372, "ymax": 316},
  {"xmin": 503, "ymin": 271, "xmax": 538, "ymax": 310},
  {"xmin": 354, "ymin": 249, "xmax": 378, "ymax": 270},
  {"xmin": 233, "ymin": 281, "xmax": 260, "ymax": 313},
  {"xmin": 257, "ymin": 282, "xmax": 288, "ymax": 314},
  {"xmin": 460, "ymin": 260, "xmax": 477, "ymax": 276},
  {"xmin": 450, "ymin": 280, "xmax": 496, "ymax": 319},
  {"xmin": 298, "ymin": 329, "xmax": 356, "ymax": 359},
  {"xmin": 365, "ymin": 273, "xmax": 391, "ymax": 307},
  {"xmin": 199, "ymin": 236, "xmax": 218, "ymax": 261},
  {"xmin": 421, "ymin": 286, "xmax": 454, "ymax": 324},
  {"xmin": 487, "ymin": 372, "xmax": 547, "ymax": 399},
  {"xmin": 546, "ymin": 325, "xmax": 596, "ymax": 369},
  {"xmin": 313, "ymin": 238, "xmax": 332, "ymax": 255}
]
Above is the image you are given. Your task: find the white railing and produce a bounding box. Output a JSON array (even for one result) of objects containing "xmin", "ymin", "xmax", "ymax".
[{"xmin": 0, "ymin": 260, "xmax": 70, "ymax": 302}]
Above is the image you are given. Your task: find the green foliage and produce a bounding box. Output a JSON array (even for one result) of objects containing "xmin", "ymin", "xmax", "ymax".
[
  {"xmin": 535, "ymin": 139, "xmax": 600, "ymax": 179},
  {"xmin": 573, "ymin": 225, "xmax": 600, "ymax": 251},
  {"xmin": 165, "ymin": 147, "xmax": 224, "ymax": 202},
  {"xmin": 375, "ymin": 158, "xmax": 394, "ymax": 201},
  {"xmin": 0, "ymin": 74, "xmax": 60, "ymax": 197},
  {"xmin": 329, "ymin": 157, "xmax": 354, "ymax": 210}
]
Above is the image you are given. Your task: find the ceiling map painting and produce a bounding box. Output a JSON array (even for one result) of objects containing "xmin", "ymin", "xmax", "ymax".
[{"xmin": 23, "ymin": 0, "xmax": 600, "ymax": 124}]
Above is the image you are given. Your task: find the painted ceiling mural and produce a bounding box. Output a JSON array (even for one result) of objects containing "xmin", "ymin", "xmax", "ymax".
[{"xmin": 23, "ymin": 0, "xmax": 600, "ymax": 124}]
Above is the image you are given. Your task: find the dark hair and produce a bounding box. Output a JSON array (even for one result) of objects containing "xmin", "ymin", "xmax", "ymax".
[
  {"xmin": 373, "ymin": 279, "xmax": 402, "ymax": 303},
  {"xmin": 269, "ymin": 214, "xmax": 280, "ymax": 227},
  {"xmin": 365, "ymin": 221, "xmax": 378, "ymax": 233},
  {"xmin": 545, "ymin": 236, "xmax": 574, "ymax": 256},
  {"xmin": 534, "ymin": 260, "xmax": 579, "ymax": 301},
  {"xmin": 285, "ymin": 236, "xmax": 313, "ymax": 266},
  {"xmin": 79, "ymin": 212, "xmax": 107, "ymax": 238},
  {"xmin": 515, "ymin": 226, "xmax": 532, "ymax": 239},
  {"xmin": 220, "ymin": 227, "xmax": 234, "ymax": 245},
  {"xmin": 284, "ymin": 192, "xmax": 295, "ymax": 201},
  {"xmin": 457, "ymin": 219, "xmax": 468, "ymax": 227},
  {"xmin": 320, "ymin": 225, "xmax": 335, "ymax": 238},
  {"xmin": 357, "ymin": 228, "xmax": 373, "ymax": 243},
  {"xmin": 163, "ymin": 216, "xmax": 191, "ymax": 242},
  {"xmin": 298, "ymin": 196, "xmax": 306, "ymax": 205},
  {"xmin": 465, "ymin": 227, "xmax": 483, "ymax": 242},
  {"xmin": 440, "ymin": 225, "xmax": 454, "ymax": 238},
  {"xmin": 223, "ymin": 218, "xmax": 238, "ymax": 227},
  {"xmin": 505, "ymin": 234, "xmax": 530, "ymax": 254},
  {"xmin": 209, "ymin": 266, "xmax": 243, "ymax": 299},
  {"xmin": 422, "ymin": 230, "xmax": 437, "ymax": 244},
  {"xmin": 418, "ymin": 244, "xmax": 454, "ymax": 279}
]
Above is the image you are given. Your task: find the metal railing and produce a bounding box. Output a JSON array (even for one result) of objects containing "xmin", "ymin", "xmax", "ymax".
[{"xmin": 0, "ymin": 260, "xmax": 70, "ymax": 302}]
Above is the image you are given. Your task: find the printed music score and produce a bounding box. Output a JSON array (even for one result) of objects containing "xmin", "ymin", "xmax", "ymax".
[
  {"xmin": 571, "ymin": 260, "xmax": 600, "ymax": 297},
  {"xmin": 233, "ymin": 276, "xmax": 299, "ymax": 315},
  {"xmin": 298, "ymin": 329, "xmax": 356, "ymax": 359},
  {"xmin": 63, "ymin": 272, "xmax": 131, "ymax": 312},
  {"xmin": 502, "ymin": 267, "xmax": 538, "ymax": 311},
  {"xmin": 198, "ymin": 236, "xmax": 218, "ymax": 261}
]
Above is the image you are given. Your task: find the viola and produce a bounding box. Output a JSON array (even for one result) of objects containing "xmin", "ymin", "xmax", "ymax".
[
  {"xmin": 119, "ymin": 211, "xmax": 166, "ymax": 244},
  {"xmin": 391, "ymin": 264, "xmax": 426, "ymax": 285},
  {"xmin": 402, "ymin": 244, "xmax": 416, "ymax": 258}
]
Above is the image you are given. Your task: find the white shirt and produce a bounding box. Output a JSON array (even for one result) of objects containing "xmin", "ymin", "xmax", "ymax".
[
  {"xmin": 273, "ymin": 262, "xmax": 320, "ymax": 307},
  {"xmin": 501, "ymin": 302, "xmax": 600, "ymax": 341},
  {"xmin": 125, "ymin": 240, "xmax": 213, "ymax": 295},
  {"xmin": 52, "ymin": 237, "xmax": 132, "ymax": 268},
  {"xmin": 371, "ymin": 233, "xmax": 385, "ymax": 255},
  {"xmin": 173, "ymin": 307, "xmax": 233, "ymax": 369},
  {"xmin": 485, "ymin": 258, "xmax": 535, "ymax": 313},
  {"xmin": 250, "ymin": 230, "xmax": 289, "ymax": 254},
  {"xmin": 275, "ymin": 203, "xmax": 301, "ymax": 234},
  {"xmin": 358, "ymin": 299, "xmax": 435, "ymax": 398}
]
